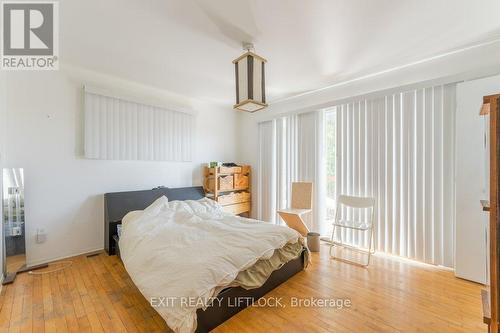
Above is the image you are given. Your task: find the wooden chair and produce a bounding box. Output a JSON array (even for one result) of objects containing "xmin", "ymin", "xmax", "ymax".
[
  {"xmin": 277, "ymin": 182, "xmax": 313, "ymax": 237},
  {"xmin": 329, "ymin": 195, "xmax": 375, "ymax": 266}
]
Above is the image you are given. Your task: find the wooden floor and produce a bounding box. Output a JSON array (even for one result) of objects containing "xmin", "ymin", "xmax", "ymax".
[
  {"xmin": 6, "ymin": 254, "xmax": 26, "ymax": 274},
  {"xmin": 0, "ymin": 244, "xmax": 484, "ymax": 333}
]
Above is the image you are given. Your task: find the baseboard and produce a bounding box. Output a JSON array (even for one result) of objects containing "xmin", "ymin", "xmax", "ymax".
[
  {"xmin": 27, "ymin": 247, "xmax": 105, "ymax": 267},
  {"xmin": 320, "ymin": 240, "xmax": 455, "ymax": 271}
]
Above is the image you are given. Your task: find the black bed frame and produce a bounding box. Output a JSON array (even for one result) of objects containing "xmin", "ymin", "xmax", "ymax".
[{"xmin": 104, "ymin": 186, "xmax": 306, "ymax": 333}]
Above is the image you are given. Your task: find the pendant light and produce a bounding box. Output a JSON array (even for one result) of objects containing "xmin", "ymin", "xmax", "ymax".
[{"xmin": 233, "ymin": 43, "xmax": 267, "ymax": 112}]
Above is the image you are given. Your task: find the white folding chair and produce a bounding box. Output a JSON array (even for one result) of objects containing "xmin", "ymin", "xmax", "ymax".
[
  {"xmin": 329, "ymin": 195, "xmax": 375, "ymax": 266},
  {"xmin": 277, "ymin": 182, "xmax": 313, "ymax": 237}
]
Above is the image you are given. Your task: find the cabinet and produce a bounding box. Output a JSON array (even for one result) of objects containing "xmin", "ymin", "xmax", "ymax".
[{"xmin": 203, "ymin": 165, "xmax": 251, "ymax": 216}]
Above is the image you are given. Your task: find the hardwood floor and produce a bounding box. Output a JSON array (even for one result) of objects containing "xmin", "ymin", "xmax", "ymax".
[
  {"xmin": 6, "ymin": 254, "xmax": 26, "ymax": 274},
  {"xmin": 0, "ymin": 244, "xmax": 484, "ymax": 332}
]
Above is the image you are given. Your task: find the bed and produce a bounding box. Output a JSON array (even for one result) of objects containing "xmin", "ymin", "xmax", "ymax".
[{"xmin": 104, "ymin": 186, "xmax": 307, "ymax": 333}]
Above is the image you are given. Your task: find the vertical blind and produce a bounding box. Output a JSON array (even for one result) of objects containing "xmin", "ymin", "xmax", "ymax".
[
  {"xmin": 84, "ymin": 91, "xmax": 194, "ymax": 161},
  {"xmin": 258, "ymin": 111, "xmax": 326, "ymax": 234},
  {"xmin": 333, "ymin": 84, "xmax": 455, "ymax": 267},
  {"xmin": 257, "ymin": 120, "xmax": 277, "ymax": 221}
]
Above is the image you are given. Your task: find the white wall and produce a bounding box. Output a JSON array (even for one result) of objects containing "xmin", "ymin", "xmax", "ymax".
[
  {"xmin": 0, "ymin": 72, "xmax": 5, "ymax": 280},
  {"xmin": 455, "ymin": 75, "xmax": 500, "ymax": 283},
  {"xmin": 4, "ymin": 68, "xmax": 237, "ymax": 266}
]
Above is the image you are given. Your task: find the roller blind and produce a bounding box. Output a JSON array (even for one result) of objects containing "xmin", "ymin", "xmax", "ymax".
[
  {"xmin": 84, "ymin": 91, "xmax": 194, "ymax": 161},
  {"xmin": 333, "ymin": 84, "xmax": 455, "ymax": 267}
]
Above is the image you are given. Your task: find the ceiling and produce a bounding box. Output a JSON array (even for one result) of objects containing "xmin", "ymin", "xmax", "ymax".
[{"xmin": 62, "ymin": 0, "xmax": 500, "ymax": 106}]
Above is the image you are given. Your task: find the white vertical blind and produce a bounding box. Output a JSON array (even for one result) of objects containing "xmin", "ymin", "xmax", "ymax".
[
  {"xmin": 84, "ymin": 91, "xmax": 194, "ymax": 161},
  {"xmin": 257, "ymin": 120, "xmax": 276, "ymax": 221},
  {"xmin": 257, "ymin": 111, "xmax": 326, "ymax": 234},
  {"xmin": 333, "ymin": 84, "xmax": 455, "ymax": 267}
]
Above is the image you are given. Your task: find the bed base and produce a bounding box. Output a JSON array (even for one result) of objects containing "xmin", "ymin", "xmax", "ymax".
[{"xmin": 195, "ymin": 249, "xmax": 306, "ymax": 333}]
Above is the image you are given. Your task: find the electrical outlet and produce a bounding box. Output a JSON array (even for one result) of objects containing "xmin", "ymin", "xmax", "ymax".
[{"xmin": 36, "ymin": 228, "xmax": 47, "ymax": 243}]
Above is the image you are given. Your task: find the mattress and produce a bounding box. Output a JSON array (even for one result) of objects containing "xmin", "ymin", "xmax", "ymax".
[{"xmin": 119, "ymin": 197, "xmax": 303, "ymax": 333}]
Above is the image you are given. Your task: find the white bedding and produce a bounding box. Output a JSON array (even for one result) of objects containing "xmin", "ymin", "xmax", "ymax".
[{"xmin": 119, "ymin": 197, "xmax": 301, "ymax": 333}]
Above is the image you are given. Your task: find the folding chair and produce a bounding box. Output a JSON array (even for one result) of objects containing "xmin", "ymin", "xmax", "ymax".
[{"xmin": 329, "ymin": 195, "xmax": 375, "ymax": 266}]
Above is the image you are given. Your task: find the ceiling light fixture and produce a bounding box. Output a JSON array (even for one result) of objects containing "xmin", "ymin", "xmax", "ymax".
[{"xmin": 233, "ymin": 42, "xmax": 267, "ymax": 112}]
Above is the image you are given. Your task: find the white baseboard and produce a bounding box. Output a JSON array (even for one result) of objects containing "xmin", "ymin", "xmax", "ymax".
[
  {"xmin": 27, "ymin": 247, "xmax": 105, "ymax": 267},
  {"xmin": 320, "ymin": 240, "xmax": 454, "ymax": 271}
]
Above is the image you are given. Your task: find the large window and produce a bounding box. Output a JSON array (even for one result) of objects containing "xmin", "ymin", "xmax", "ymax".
[
  {"xmin": 257, "ymin": 111, "xmax": 326, "ymax": 234},
  {"xmin": 260, "ymin": 84, "xmax": 456, "ymax": 267},
  {"xmin": 326, "ymin": 85, "xmax": 455, "ymax": 267}
]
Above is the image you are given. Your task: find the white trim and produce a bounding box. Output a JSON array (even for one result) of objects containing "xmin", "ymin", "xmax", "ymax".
[
  {"xmin": 319, "ymin": 241, "xmax": 454, "ymax": 271},
  {"xmin": 27, "ymin": 247, "xmax": 104, "ymax": 267},
  {"xmin": 371, "ymin": 248, "xmax": 455, "ymax": 272},
  {"xmin": 257, "ymin": 75, "xmax": 475, "ymax": 124}
]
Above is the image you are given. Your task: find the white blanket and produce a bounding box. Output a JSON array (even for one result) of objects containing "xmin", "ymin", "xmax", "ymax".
[{"xmin": 119, "ymin": 197, "xmax": 301, "ymax": 333}]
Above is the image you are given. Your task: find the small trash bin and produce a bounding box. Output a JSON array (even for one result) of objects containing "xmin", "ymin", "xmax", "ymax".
[{"xmin": 307, "ymin": 232, "xmax": 321, "ymax": 252}]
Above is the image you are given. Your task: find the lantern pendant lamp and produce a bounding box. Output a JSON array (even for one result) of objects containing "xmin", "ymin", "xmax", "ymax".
[{"xmin": 233, "ymin": 43, "xmax": 267, "ymax": 112}]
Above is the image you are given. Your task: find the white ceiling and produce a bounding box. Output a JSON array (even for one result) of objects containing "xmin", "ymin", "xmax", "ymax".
[{"xmin": 62, "ymin": 0, "xmax": 500, "ymax": 105}]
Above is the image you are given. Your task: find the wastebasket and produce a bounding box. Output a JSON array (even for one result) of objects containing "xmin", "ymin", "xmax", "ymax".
[{"xmin": 307, "ymin": 232, "xmax": 320, "ymax": 252}]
